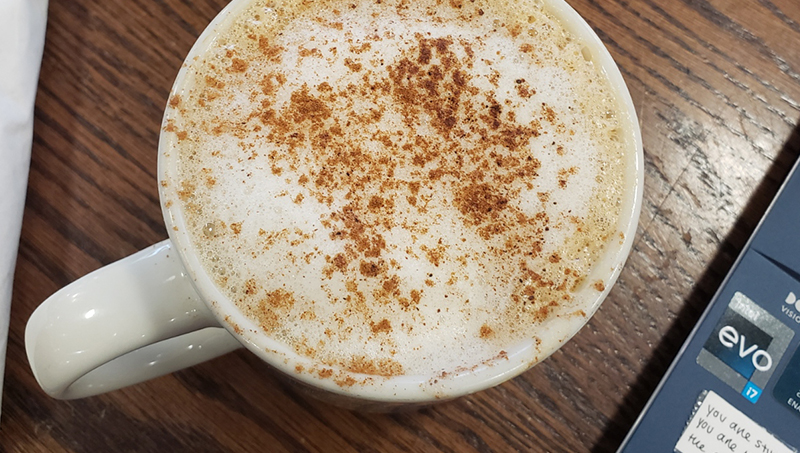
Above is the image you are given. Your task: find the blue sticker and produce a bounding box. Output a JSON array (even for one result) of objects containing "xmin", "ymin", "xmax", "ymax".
[
  {"xmin": 696, "ymin": 292, "xmax": 794, "ymax": 400},
  {"xmin": 742, "ymin": 381, "xmax": 763, "ymax": 403}
]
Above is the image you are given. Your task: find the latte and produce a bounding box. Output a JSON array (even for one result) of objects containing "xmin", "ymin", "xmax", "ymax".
[{"xmin": 162, "ymin": 0, "xmax": 629, "ymax": 380}]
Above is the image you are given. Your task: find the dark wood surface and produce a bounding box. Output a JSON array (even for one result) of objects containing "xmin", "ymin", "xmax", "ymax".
[{"xmin": 5, "ymin": 0, "xmax": 800, "ymax": 451}]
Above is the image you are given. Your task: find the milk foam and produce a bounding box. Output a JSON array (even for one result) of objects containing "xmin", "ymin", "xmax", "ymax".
[{"xmin": 164, "ymin": 0, "xmax": 627, "ymax": 379}]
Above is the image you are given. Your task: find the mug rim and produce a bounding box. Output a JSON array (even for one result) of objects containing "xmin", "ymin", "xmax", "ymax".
[{"xmin": 157, "ymin": 0, "xmax": 644, "ymax": 403}]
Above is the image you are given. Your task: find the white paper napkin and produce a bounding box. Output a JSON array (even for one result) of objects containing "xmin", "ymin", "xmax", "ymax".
[{"xmin": 0, "ymin": 0, "xmax": 48, "ymax": 417}]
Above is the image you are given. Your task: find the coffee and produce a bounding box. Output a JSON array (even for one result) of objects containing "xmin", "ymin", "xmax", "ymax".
[{"xmin": 162, "ymin": 0, "xmax": 628, "ymax": 382}]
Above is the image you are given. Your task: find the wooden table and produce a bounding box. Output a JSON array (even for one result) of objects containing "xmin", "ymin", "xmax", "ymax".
[{"xmin": 5, "ymin": 0, "xmax": 800, "ymax": 451}]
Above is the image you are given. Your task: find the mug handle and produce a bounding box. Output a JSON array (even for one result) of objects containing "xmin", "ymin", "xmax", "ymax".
[{"xmin": 25, "ymin": 240, "xmax": 243, "ymax": 399}]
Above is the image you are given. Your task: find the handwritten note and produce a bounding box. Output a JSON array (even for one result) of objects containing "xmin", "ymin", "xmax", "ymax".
[{"xmin": 675, "ymin": 391, "xmax": 795, "ymax": 453}]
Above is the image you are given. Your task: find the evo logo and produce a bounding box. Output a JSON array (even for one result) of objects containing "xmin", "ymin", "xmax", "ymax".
[
  {"xmin": 717, "ymin": 325, "xmax": 772, "ymax": 372},
  {"xmin": 703, "ymin": 310, "xmax": 773, "ymax": 379},
  {"xmin": 696, "ymin": 292, "xmax": 793, "ymax": 403}
]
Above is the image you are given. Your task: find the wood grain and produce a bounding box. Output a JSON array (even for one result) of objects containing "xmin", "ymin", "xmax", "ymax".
[{"xmin": 5, "ymin": 0, "xmax": 800, "ymax": 451}]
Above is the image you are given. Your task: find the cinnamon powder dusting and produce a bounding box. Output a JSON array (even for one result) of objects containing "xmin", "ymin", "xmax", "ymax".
[{"xmin": 167, "ymin": 0, "xmax": 627, "ymax": 381}]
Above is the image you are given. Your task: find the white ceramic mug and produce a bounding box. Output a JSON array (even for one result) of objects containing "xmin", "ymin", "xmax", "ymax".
[{"xmin": 25, "ymin": 0, "xmax": 644, "ymax": 407}]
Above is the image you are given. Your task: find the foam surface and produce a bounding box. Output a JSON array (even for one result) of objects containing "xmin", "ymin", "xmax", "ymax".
[{"xmin": 163, "ymin": 0, "xmax": 628, "ymax": 379}]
